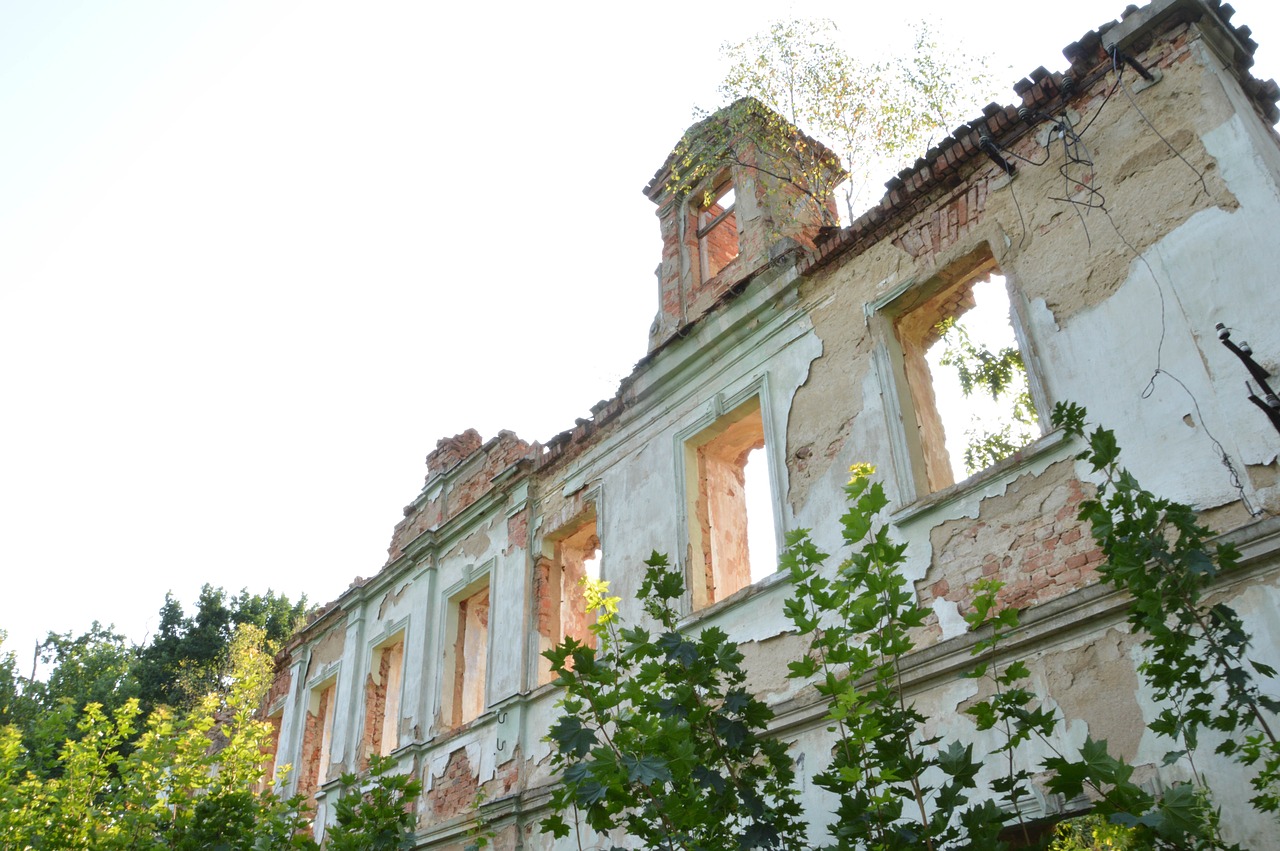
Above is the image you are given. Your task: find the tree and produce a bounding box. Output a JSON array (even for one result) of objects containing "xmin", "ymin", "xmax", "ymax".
[
  {"xmin": 0, "ymin": 625, "xmax": 311, "ymax": 850},
  {"xmin": 541, "ymin": 555, "xmax": 806, "ymax": 850},
  {"xmin": 0, "ymin": 622, "xmax": 426, "ymax": 849},
  {"xmin": 135, "ymin": 584, "xmax": 307, "ymax": 711},
  {"xmin": 4, "ymin": 622, "xmax": 140, "ymax": 779},
  {"xmin": 0, "ymin": 585, "xmax": 306, "ymax": 784},
  {"xmin": 711, "ymin": 20, "xmax": 993, "ymax": 224}
]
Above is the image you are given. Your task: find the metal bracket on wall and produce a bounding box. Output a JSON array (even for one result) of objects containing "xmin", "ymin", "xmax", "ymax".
[{"xmin": 1217, "ymin": 322, "xmax": 1280, "ymax": 436}]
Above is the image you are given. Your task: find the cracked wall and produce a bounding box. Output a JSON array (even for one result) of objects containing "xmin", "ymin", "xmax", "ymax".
[{"xmin": 261, "ymin": 4, "xmax": 1280, "ymax": 847}]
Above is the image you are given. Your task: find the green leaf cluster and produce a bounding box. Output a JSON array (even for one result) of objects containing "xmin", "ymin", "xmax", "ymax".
[
  {"xmin": 1053, "ymin": 401, "xmax": 1280, "ymax": 817},
  {"xmin": 326, "ymin": 755, "xmax": 423, "ymax": 851},
  {"xmin": 0, "ymin": 625, "xmax": 316, "ymax": 850},
  {"xmin": 783, "ymin": 465, "xmax": 1008, "ymax": 850},
  {"xmin": 2, "ymin": 585, "xmax": 308, "ymax": 784},
  {"xmin": 540, "ymin": 553, "xmax": 806, "ymax": 850},
  {"xmin": 0, "ymin": 624, "xmax": 424, "ymax": 849},
  {"xmin": 934, "ymin": 315, "xmax": 1039, "ymax": 476}
]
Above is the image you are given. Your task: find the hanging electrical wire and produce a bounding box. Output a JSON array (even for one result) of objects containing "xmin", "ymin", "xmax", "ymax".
[
  {"xmin": 1111, "ymin": 44, "xmax": 1212, "ymax": 199},
  {"xmin": 986, "ymin": 43, "xmax": 1261, "ymax": 515}
]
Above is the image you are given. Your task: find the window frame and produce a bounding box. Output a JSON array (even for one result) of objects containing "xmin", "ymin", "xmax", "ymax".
[
  {"xmin": 674, "ymin": 383, "xmax": 783, "ymax": 613},
  {"xmin": 867, "ymin": 245, "xmax": 1050, "ymax": 504},
  {"xmin": 534, "ymin": 499, "xmax": 603, "ymax": 686},
  {"xmin": 693, "ymin": 174, "xmax": 741, "ymax": 284},
  {"xmin": 438, "ymin": 566, "xmax": 493, "ymax": 731},
  {"xmin": 361, "ymin": 624, "xmax": 407, "ymax": 763},
  {"xmin": 298, "ymin": 674, "xmax": 339, "ymax": 800}
]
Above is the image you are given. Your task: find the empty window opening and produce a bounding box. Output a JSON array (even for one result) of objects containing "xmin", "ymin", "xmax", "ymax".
[
  {"xmin": 743, "ymin": 447, "xmax": 777, "ymax": 583},
  {"xmin": 686, "ymin": 397, "xmax": 778, "ymax": 609},
  {"xmin": 361, "ymin": 636, "xmax": 404, "ymax": 765},
  {"xmin": 446, "ymin": 585, "xmax": 489, "ymax": 728},
  {"xmin": 893, "ymin": 265, "xmax": 1040, "ymax": 492},
  {"xmin": 697, "ymin": 181, "xmax": 739, "ymax": 281},
  {"xmin": 536, "ymin": 516, "xmax": 601, "ymax": 684},
  {"xmin": 299, "ymin": 680, "xmax": 337, "ymax": 800}
]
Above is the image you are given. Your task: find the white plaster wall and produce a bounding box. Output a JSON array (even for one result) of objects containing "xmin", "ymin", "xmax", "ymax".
[{"xmin": 1035, "ymin": 104, "xmax": 1280, "ymax": 512}]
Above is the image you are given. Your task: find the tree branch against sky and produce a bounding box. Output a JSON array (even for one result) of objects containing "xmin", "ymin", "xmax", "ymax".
[{"xmin": 718, "ymin": 19, "xmax": 997, "ymax": 222}]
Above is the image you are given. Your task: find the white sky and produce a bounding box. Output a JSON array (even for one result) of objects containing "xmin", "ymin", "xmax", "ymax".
[{"xmin": 4, "ymin": 0, "xmax": 1278, "ymax": 666}]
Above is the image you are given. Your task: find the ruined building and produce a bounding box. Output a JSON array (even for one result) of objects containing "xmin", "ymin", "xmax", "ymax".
[{"xmin": 264, "ymin": 0, "xmax": 1280, "ymax": 846}]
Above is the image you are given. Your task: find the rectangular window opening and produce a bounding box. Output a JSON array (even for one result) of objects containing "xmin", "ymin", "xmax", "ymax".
[
  {"xmin": 361, "ymin": 635, "xmax": 405, "ymax": 766},
  {"xmin": 445, "ymin": 584, "xmax": 489, "ymax": 728},
  {"xmin": 892, "ymin": 260, "xmax": 1041, "ymax": 493},
  {"xmin": 536, "ymin": 515, "xmax": 601, "ymax": 685},
  {"xmin": 299, "ymin": 679, "xmax": 337, "ymax": 800},
  {"xmin": 697, "ymin": 180, "xmax": 739, "ymax": 281},
  {"xmin": 686, "ymin": 396, "xmax": 778, "ymax": 610}
]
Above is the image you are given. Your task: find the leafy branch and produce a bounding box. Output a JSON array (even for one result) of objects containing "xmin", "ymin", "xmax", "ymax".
[
  {"xmin": 541, "ymin": 555, "xmax": 805, "ymax": 851},
  {"xmin": 1053, "ymin": 401, "xmax": 1280, "ymax": 817}
]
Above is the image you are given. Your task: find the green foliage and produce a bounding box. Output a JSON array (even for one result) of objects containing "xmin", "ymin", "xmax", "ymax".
[
  {"xmin": 934, "ymin": 315, "xmax": 1038, "ymax": 476},
  {"xmin": 136, "ymin": 585, "xmax": 307, "ymax": 712},
  {"xmin": 1, "ymin": 585, "xmax": 306, "ymax": 789},
  {"xmin": 326, "ymin": 754, "xmax": 423, "ymax": 851},
  {"xmin": 962, "ymin": 579, "xmax": 1043, "ymax": 841},
  {"xmin": 784, "ymin": 463, "xmax": 1246, "ymax": 849},
  {"xmin": 0, "ymin": 625, "xmax": 318, "ymax": 850},
  {"xmin": 1053, "ymin": 401, "xmax": 1280, "ymax": 817},
  {"xmin": 1048, "ymin": 813, "xmax": 1140, "ymax": 850},
  {"xmin": 783, "ymin": 464, "xmax": 1007, "ymax": 850},
  {"xmin": 541, "ymin": 554, "xmax": 806, "ymax": 851},
  {"xmin": 466, "ymin": 785, "xmax": 497, "ymax": 851},
  {"xmin": 959, "ymin": 582, "xmax": 1208, "ymax": 849},
  {"xmin": 8, "ymin": 622, "xmax": 140, "ymax": 779},
  {"xmin": 713, "ymin": 20, "xmax": 993, "ymax": 223}
]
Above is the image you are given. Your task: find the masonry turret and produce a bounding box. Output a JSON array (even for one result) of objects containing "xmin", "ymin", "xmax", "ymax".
[{"xmin": 642, "ymin": 97, "xmax": 845, "ymax": 351}]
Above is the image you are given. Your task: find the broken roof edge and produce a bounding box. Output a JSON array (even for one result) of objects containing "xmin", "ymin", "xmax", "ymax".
[{"xmin": 797, "ymin": 0, "xmax": 1279, "ymax": 278}]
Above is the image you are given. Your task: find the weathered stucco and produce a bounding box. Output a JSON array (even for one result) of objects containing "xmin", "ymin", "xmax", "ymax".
[{"xmin": 262, "ymin": 4, "xmax": 1280, "ymax": 847}]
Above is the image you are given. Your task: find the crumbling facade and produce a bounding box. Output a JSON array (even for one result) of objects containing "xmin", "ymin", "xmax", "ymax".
[{"xmin": 264, "ymin": 1, "xmax": 1280, "ymax": 846}]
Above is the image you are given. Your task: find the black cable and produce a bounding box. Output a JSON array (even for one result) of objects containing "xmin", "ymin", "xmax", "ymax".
[
  {"xmin": 1008, "ymin": 169, "xmax": 1030, "ymax": 252},
  {"xmin": 1047, "ymin": 112, "xmax": 1106, "ymax": 247},
  {"xmin": 1100, "ymin": 207, "xmax": 1260, "ymax": 515},
  {"xmin": 1075, "ymin": 60, "xmax": 1123, "ymax": 137},
  {"xmin": 1111, "ymin": 44, "xmax": 1211, "ymax": 199}
]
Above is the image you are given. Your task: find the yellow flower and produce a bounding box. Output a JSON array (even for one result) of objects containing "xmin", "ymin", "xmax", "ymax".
[
  {"xmin": 848, "ymin": 462, "xmax": 876, "ymax": 483},
  {"xmin": 580, "ymin": 577, "xmax": 622, "ymax": 624}
]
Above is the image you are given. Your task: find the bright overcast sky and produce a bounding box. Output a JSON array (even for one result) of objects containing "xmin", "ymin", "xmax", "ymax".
[{"xmin": 4, "ymin": 0, "xmax": 1278, "ymax": 666}]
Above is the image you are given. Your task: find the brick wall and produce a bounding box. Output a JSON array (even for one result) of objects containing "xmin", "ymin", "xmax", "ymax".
[
  {"xmin": 389, "ymin": 431, "xmax": 534, "ymax": 562},
  {"xmin": 423, "ymin": 748, "xmax": 479, "ymax": 824},
  {"xmin": 917, "ymin": 461, "xmax": 1105, "ymax": 621}
]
